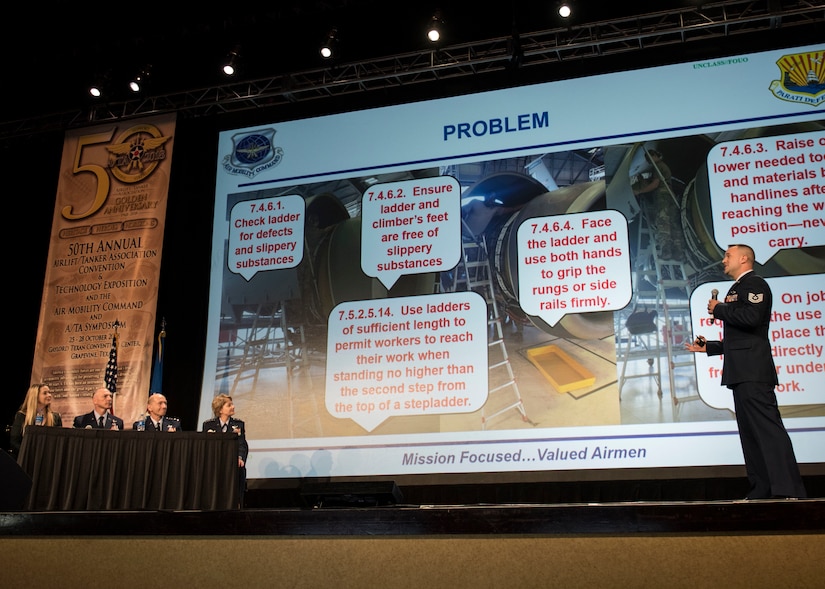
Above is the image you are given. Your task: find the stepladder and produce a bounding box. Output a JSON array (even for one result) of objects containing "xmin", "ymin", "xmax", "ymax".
[
  {"xmin": 618, "ymin": 204, "xmax": 699, "ymax": 412},
  {"xmin": 452, "ymin": 224, "xmax": 534, "ymax": 429}
]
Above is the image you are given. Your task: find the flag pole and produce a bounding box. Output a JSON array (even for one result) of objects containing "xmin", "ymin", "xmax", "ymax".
[
  {"xmin": 150, "ymin": 317, "xmax": 166, "ymax": 395},
  {"xmin": 106, "ymin": 319, "xmax": 120, "ymax": 416}
]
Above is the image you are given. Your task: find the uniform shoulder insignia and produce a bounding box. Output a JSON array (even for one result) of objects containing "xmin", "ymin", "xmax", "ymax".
[{"xmin": 748, "ymin": 292, "xmax": 764, "ymax": 303}]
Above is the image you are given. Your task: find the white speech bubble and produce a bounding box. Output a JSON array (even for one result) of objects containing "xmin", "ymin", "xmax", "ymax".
[
  {"xmin": 707, "ymin": 130, "xmax": 825, "ymax": 264},
  {"xmin": 228, "ymin": 194, "xmax": 305, "ymax": 280},
  {"xmin": 325, "ymin": 291, "xmax": 488, "ymax": 432},
  {"xmin": 689, "ymin": 275, "xmax": 825, "ymax": 412},
  {"xmin": 517, "ymin": 210, "xmax": 632, "ymax": 326},
  {"xmin": 361, "ymin": 176, "xmax": 461, "ymax": 289}
]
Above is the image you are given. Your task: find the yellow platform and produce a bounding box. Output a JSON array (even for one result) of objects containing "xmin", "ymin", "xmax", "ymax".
[{"xmin": 525, "ymin": 344, "xmax": 596, "ymax": 393}]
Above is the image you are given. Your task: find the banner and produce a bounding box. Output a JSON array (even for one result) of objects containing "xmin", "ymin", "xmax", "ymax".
[{"xmin": 31, "ymin": 113, "xmax": 176, "ymax": 425}]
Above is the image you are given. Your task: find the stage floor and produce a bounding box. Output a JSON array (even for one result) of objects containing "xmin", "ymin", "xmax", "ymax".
[{"xmin": 2, "ymin": 497, "xmax": 823, "ymax": 537}]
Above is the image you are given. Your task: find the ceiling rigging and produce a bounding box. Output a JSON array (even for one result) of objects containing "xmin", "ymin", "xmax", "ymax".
[{"xmin": 1, "ymin": 0, "xmax": 822, "ymax": 142}]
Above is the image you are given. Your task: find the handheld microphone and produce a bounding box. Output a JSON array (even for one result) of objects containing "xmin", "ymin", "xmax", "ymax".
[{"xmin": 711, "ymin": 288, "xmax": 719, "ymax": 300}]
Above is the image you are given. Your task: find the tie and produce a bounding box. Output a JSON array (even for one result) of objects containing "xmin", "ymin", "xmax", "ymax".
[
  {"xmin": 98, "ymin": 416, "xmax": 104, "ymax": 428},
  {"xmin": 156, "ymin": 421, "xmax": 161, "ymax": 431}
]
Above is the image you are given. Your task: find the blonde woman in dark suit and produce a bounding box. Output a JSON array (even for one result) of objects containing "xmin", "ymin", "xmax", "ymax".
[{"xmin": 9, "ymin": 383, "xmax": 62, "ymax": 455}]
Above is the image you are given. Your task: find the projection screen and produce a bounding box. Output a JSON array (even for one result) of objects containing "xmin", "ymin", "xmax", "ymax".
[{"xmin": 200, "ymin": 43, "xmax": 825, "ymax": 483}]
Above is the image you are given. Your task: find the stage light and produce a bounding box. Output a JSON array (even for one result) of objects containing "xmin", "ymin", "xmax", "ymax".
[
  {"xmin": 427, "ymin": 12, "xmax": 443, "ymax": 43},
  {"xmin": 88, "ymin": 72, "xmax": 111, "ymax": 99},
  {"xmin": 222, "ymin": 45, "xmax": 241, "ymax": 76},
  {"xmin": 558, "ymin": 3, "xmax": 572, "ymax": 18},
  {"xmin": 128, "ymin": 65, "xmax": 151, "ymax": 93},
  {"xmin": 320, "ymin": 28, "xmax": 338, "ymax": 59}
]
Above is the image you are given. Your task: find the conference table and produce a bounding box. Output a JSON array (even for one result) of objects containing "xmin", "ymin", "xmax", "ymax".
[{"xmin": 17, "ymin": 426, "xmax": 240, "ymax": 511}]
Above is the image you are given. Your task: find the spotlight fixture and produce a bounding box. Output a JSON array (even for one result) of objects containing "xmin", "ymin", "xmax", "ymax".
[
  {"xmin": 558, "ymin": 3, "xmax": 572, "ymax": 18},
  {"xmin": 222, "ymin": 45, "xmax": 241, "ymax": 76},
  {"xmin": 88, "ymin": 72, "xmax": 111, "ymax": 99},
  {"xmin": 128, "ymin": 65, "xmax": 152, "ymax": 93},
  {"xmin": 427, "ymin": 11, "xmax": 443, "ymax": 43},
  {"xmin": 320, "ymin": 28, "xmax": 338, "ymax": 59}
]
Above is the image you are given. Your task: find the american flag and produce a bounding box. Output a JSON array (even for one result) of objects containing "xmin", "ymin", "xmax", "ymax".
[{"xmin": 105, "ymin": 333, "xmax": 118, "ymax": 393}]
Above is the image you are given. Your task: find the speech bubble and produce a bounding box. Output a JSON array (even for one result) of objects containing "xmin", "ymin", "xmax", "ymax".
[
  {"xmin": 517, "ymin": 210, "xmax": 632, "ymax": 326},
  {"xmin": 325, "ymin": 291, "xmax": 488, "ymax": 432},
  {"xmin": 228, "ymin": 194, "xmax": 305, "ymax": 280},
  {"xmin": 707, "ymin": 130, "xmax": 825, "ymax": 264},
  {"xmin": 689, "ymin": 275, "xmax": 825, "ymax": 412},
  {"xmin": 361, "ymin": 176, "xmax": 461, "ymax": 289}
]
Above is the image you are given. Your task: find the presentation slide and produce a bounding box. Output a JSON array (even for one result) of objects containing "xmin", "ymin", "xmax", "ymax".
[{"xmin": 201, "ymin": 44, "xmax": 825, "ymax": 481}]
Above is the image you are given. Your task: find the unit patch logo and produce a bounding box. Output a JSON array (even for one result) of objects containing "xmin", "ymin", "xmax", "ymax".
[
  {"xmin": 106, "ymin": 123, "xmax": 172, "ymax": 183},
  {"xmin": 769, "ymin": 50, "xmax": 825, "ymax": 107},
  {"xmin": 223, "ymin": 128, "xmax": 284, "ymax": 178}
]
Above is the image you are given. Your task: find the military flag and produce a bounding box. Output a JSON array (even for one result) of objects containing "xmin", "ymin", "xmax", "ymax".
[{"xmin": 150, "ymin": 318, "xmax": 166, "ymax": 394}]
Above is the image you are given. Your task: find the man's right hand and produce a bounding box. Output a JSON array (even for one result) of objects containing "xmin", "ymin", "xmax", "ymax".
[{"xmin": 685, "ymin": 336, "xmax": 706, "ymax": 353}]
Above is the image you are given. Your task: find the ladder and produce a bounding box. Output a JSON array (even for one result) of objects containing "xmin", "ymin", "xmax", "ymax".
[
  {"xmin": 454, "ymin": 225, "xmax": 533, "ymax": 430},
  {"xmin": 616, "ymin": 305, "xmax": 662, "ymax": 400},
  {"xmin": 653, "ymin": 255, "xmax": 698, "ymax": 409},
  {"xmin": 618, "ymin": 209, "xmax": 697, "ymax": 411},
  {"xmin": 230, "ymin": 302, "xmax": 281, "ymax": 395},
  {"xmin": 230, "ymin": 302, "xmax": 305, "ymax": 396},
  {"xmin": 284, "ymin": 319, "xmax": 325, "ymax": 438}
]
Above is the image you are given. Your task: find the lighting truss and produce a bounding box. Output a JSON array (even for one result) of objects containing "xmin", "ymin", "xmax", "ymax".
[{"xmin": 2, "ymin": 0, "xmax": 822, "ymax": 142}]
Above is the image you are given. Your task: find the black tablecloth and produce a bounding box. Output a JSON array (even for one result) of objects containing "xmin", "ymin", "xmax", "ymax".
[{"xmin": 17, "ymin": 427, "xmax": 239, "ymax": 511}]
